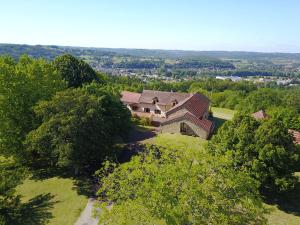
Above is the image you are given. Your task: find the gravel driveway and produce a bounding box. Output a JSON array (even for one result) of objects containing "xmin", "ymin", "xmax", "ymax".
[{"xmin": 74, "ymin": 198, "xmax": 99, "ymax": 225}]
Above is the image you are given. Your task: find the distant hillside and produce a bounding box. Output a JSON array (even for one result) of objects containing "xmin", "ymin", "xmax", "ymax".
[
  {"xmin": 1, "ymin": 43, "xmax": 300, "ymax": 76},
  {"xmin": 0, "ymin": 43, "xmax": 235, "ymax": 70},
  {"xmin": 1, "ymin": 43, "xmax": 300, "ymax": 60},
  {"xmin": 0, "ymin": 44, "xmax": 116, "ymax": 60}
]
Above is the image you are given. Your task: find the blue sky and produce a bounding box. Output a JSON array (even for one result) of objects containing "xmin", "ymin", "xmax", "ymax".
[{"xmin": 0, "ymin": 0, "xmax": 300, "ymax": 52}]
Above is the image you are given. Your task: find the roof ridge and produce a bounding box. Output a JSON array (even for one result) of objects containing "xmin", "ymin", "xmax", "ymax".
[
  {"xmin": 162, "ymin": 111, "xmax": 190, "ymax": 125},
  {"xmin": 165, "ymin": 93, "xmax": 194, "ymax": 114},
  {"xmin": 162, "ymin": 111, "xmax": 212, "ymax": 133}
]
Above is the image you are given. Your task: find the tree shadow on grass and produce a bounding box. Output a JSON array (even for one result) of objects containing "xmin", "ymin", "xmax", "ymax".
[
  {"xmin": 6, "ymin": 193, "xmax": 56, "ymax": 225},
  {"xmin": 73, "ymin": 176, "xmax": 95, "ymax": 197},
  {"xmin": 118, "ymin": 143, "xmax": 147, "ymax": 163},
  {"xmin": 262, "ymin": 180, "xmax": 300, "ymax": 217},
  {"xmin": 212, "ymin": 117, "xmax": 227, "ymax": 134},
  {"xmin": 124, "ymin": 125, "xmax": 157, "ymax": 143},
  {"xmin": 29, "ymin": 166, "xmax": 71, "ymax": 180}
]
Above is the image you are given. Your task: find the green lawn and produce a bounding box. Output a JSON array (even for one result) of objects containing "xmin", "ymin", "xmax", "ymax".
[
  {"xmin": 267, "ymin": 205, "xmax": 300, "ymax": 225},
  {"xmin": 16, "ymin": 177, "xmax": 88, "ymax": 225},
  {"xmin": 144, "ymin": 133, "xmax": 207, "ymax": 153},
  {"xmin": 211, "ymin": 107, "xmax": 236, "ymax": 120}
]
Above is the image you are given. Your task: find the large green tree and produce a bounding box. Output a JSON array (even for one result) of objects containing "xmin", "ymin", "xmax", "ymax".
[
  {"xmin": 208, "ymin": 114, "xmax": 300, "ymax": 192},
  {"xmin": 25, "ymin": 84, "xmax": 131, "ymax": 174},
  {"xmin": 96, "ymin": 145, "xmax": 266, "ymax": 225},
  {"xmin": 0, "ymin": 55, "xmax": 66, "ymax": 160},
  {"xmin": 53, "ymin": 54, "xmax": 100, "ymax": 88},
  {"xmin": 268, "ymin": 107, "xmax": 300, "ymax": 130},
  {"xmin": 237, "ymin": 88, "xmax": 283, "ymax": 113}
]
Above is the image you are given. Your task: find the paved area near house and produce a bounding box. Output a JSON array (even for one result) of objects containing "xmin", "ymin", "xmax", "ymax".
[{"xmin": 74, "ymin": 198, "xmax": 99, "ymax": 225}]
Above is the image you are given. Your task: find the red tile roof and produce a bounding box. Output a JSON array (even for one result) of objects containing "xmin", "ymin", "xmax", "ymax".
[
  {"xmin": 121, "ymin": 91, "xmax": 141, "ymax": 104},
  {"xmin": 162, "ymin": 92, "xmax": 212, "ymax": 133},
  {"xmin": 139, "ymin": 90, "xmax": 191, "ymax": 105},
  {"xmin": 166, "ymin": 93, "xmax": 210, "ymax": 118},
  {"xmin": 162, "ymin": 111, "xmax": 213, "ymax": 133},
  {"xmin": 252, "ymin": 110, "xmax": 270, "ymax": 120},
  {"xmin": 184, "ymin": 112, "xmax": 213, "ymax": 133},
  {"xmin": 289, "ymin": 129, "xmax": 300, "ymax": 145},
  {"xmin": 121, "ymin": 90, "xmax": 213, "ymax": 134}
]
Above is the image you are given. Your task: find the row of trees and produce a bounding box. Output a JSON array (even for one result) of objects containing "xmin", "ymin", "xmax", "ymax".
[{"xmin": 102, "ymin": 57, "xmax": 235, "ymax": 70}]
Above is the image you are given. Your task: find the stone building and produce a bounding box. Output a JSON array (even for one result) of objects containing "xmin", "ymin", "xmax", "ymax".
[{"xmin": 121, "ymin": 90, "xmax": 213, "ymax": 139}]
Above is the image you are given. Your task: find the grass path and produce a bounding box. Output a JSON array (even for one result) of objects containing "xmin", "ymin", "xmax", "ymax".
[{"xmin": 16, "ymin": 177, "xmax": 88, "ymax": 225}]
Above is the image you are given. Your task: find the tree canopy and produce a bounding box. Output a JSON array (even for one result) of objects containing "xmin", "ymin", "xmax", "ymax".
[
  {"xmin": 53, "ymin": 54, "xmax": 100, "ymax": 87},
  {"xmin": 25, "ymin": 83, "xmax": 131, "ymax": 174},
  {"xmin": 96, "ymin": 145, "xmax": 266, "ymax": 225},
  {"xmin": 0, "ymin": 55, "xmax": 66, "ymax": 160},
  {"xmin": 208, "ymin": 114, "xmax": 300, "ymax": 192}
]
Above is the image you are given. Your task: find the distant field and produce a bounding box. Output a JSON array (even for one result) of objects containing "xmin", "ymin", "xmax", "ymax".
[
  {"xmin": 211, "ymin": 107, "xmax": 236, "ymax": 120},
  {"xmin": 16, "ymin": 177, "xmax": 88, "ymax": 225}
]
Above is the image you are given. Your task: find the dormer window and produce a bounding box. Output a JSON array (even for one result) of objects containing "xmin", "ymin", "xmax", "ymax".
[
  {"xmin": 152, "ymin": 97, "xmax": 159, "ymax": 104},
  {"xmin": 172, "ymin": 100, "xmax": 178, "ymax": 106}
]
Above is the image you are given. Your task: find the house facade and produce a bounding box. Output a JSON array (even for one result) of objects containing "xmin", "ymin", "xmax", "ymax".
[{"xmin": 121, "ymin": 90, "xmax": 213, "ymax": 139}]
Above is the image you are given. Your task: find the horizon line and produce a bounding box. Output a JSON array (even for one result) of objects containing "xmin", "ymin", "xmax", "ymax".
[{"xmin": 1, "ymin": 42, "xmax": 300, "ymax": 55}]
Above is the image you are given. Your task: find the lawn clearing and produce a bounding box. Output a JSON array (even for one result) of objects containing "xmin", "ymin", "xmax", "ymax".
[
  {"xmin": 16, "ymin": 177, "xmax": 88, "ymax": 225},
  {"xmin": 211, "ymin": 107, "xmax": 236, "ymax": 120},
  {"xmin": 144, "ymin": 133, "xmax": 207, "ymax": 153},
  {"xmin": 267, "ymin": 205, "xmax": 300, "ymax": 225}
]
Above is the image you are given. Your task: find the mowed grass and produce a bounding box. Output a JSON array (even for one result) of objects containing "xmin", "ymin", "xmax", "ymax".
[
  {"xmin": 16, "ymin": 177, "xmax": 88, "ymax": 225},
  {"xmin": 144, "ymin": 133, "xmax": 207, "ymax": 153},
  {"xmin": 211, "ymin": 107, "xmax": 236, "ymax": 120},
  {"xmin": 267, "ymin": 205, "xmax": 300, "ymax": 225}
]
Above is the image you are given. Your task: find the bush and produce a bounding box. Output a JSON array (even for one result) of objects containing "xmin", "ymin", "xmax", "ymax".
[{"xmin": 131, "ymin": 114, "xmax": 152, "ymax": 126}]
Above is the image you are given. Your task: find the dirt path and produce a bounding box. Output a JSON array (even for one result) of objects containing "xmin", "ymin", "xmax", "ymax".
[{"xmin": 74, "ymin": 198, "xmax": 99, "ymax": 225}]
